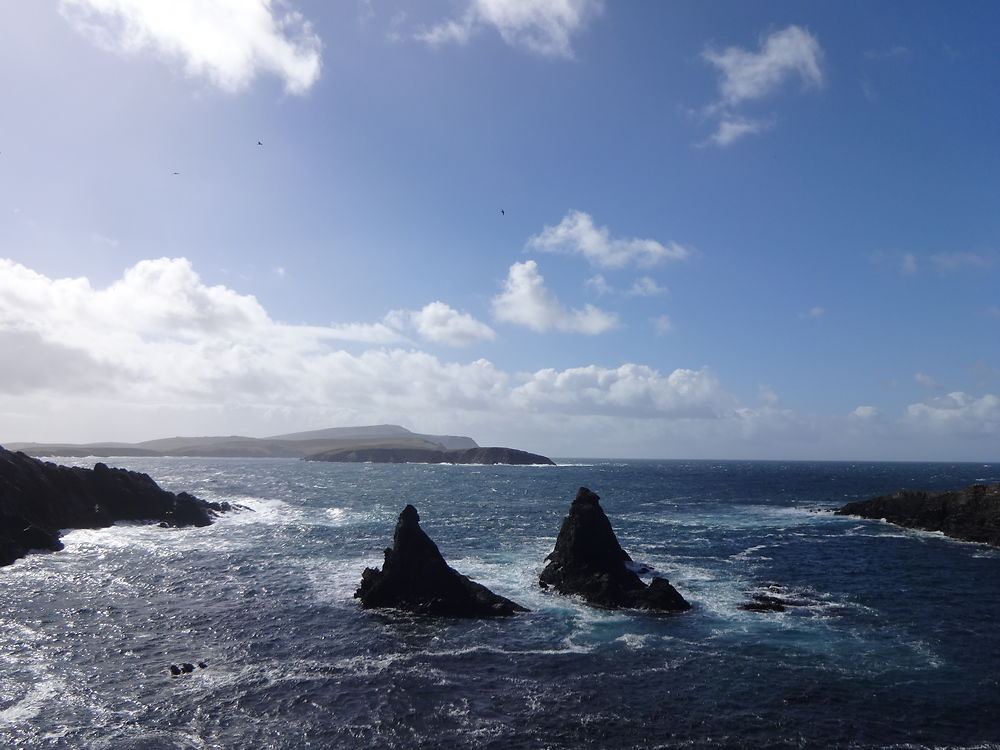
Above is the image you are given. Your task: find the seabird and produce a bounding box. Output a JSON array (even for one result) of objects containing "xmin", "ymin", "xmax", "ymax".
[
  {"xmin": 500, "ymin": 209, "xmax": 505, "ymax": 216},
  {"xmin": 257, "ymin": 141, "xmax": 263, "ymax": 146}
]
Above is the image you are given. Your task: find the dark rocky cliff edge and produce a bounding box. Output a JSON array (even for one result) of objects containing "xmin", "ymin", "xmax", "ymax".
[
  {"xmin": 0, "ymin": 446, "xmax": 231, "ymax": 567},
  {"xmin": 539, "ymin": 487, "xmax": 691, "ymax": 612},
  {"xmin": 836, "ymin": 482, "xmax": 1000, "ymax": 546},
  {"xmin": 356, "ymin": 504, "xmax": 528, "ymax": 617},
  {"xmin": 307, "ymin": 446, "xmax": 555, "ymax": 465}
]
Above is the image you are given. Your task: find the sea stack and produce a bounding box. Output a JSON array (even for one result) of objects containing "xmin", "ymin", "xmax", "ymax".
[
  {"xmin": 539, "ymin": 487, "xmax": 691, "ymax": 612},
  {"xmin": 355, "ymin": 504, "xmax": 528, "ymax": 617}
]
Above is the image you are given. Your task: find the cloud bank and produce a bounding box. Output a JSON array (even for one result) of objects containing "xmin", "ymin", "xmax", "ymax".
[
  {"xmin": 3, "ymin": 257, "xmax": 997, "ymax": 459},
  {"xmin": 59, "ymin": 0, "xmax": 322, "ymax": 94}
]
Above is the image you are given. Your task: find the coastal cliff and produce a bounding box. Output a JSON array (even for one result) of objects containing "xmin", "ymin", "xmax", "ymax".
[
  {"xmin": 306, "ymin": 446, "xmax": 555, "ymax": 465},
  {"xmin": 836, "ymin": 482, "xmax": 1000, "ymax": 546},
  {"xmin": 0, "ymin": 446, "xmax": 230, "ymax": 566}
]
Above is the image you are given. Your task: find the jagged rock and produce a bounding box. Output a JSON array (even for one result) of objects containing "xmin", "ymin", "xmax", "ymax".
[
  {"xmin": 355, "ymin": 505, "xmax": 528, "ymax": 617},
  {"xmin": 0, "ymin": 446, "xmax": 232, "ymax": 567},
  {"xmin": 539, "ymin": 487, "xmax": 691, "ymax": 612},
  {"xmin": 836, "ymin": 482, "xmax": 1000, "ymax": 546}
]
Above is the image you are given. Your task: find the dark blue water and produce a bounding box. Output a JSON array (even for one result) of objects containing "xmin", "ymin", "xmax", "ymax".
[{"xmin": 3, "ymin": 459, "xmax": 1000, "ymax": 749}]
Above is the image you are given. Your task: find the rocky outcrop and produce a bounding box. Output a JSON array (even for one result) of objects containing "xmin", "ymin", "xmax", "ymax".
[
  {"xmin": 836, "ymin": 482, "xmax": 1000, "ymax": 546},
  {"xmin": 307, "ymin": 446, "xmax": 555, "ymax": 465},
  {"xmin": 0, "ymin": 446, "xmax": 231, "ymax": 566},
  {"xmin": 356, "ymin": 505, "xmax": 528, "ymax": 617},
  {"xmin": 539, "ymin": 487, "xmax": 691, "ymax": 612}
]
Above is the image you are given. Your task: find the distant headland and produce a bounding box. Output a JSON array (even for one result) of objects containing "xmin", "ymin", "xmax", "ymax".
[{"xmin": 6, "ymin": 425, "xmax": 555, "ymax": 466}]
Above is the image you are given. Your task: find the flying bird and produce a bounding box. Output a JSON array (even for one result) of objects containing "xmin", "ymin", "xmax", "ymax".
[
  {"xmin": 257, "ymin": 141, "xmax": 263, "ymax": 146},
  {"xmin": 500, "ymin": 209, "xmax": 505, "ymax": 216}
]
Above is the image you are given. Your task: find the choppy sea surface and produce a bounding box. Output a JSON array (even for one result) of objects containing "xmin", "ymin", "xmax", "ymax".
[{"xmin": 3, "ymin": 458, "xmax": 1000, "ymax": 749}]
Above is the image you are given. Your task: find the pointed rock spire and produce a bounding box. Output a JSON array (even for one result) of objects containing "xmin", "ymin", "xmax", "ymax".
[
  {"xmin": 539, "ymin": 487, "xmax": 691, "ymax": 612},
  {"xmin": 356, "ymin": 505, "xmax": 528, "ymax": 617}
]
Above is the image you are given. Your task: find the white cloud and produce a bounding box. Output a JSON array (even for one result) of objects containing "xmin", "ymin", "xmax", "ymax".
[
  {"xmin": 900, "ymin": 253, "xmax": 919, "ymax": 275},
  {"xmin": 914, "ymin": 372, "xmax": 942, "ymax": 389},
  {"xmin": 802, "ymin": 306, "xmax": 825, "ymax": 319},
  {"xmin": 703, "ymin": 25, "xmax": 823, "ymax": 107},
  {"xmin": 585, "ymin": 274, "xmax": 612, "ymax": 296},
  {"xmin": 650, "ymin": 315, "xmax": 674, "ymax": 335},
  {"xmin": 527, "ymin": 210, "xmax": 690, "ymax": 269},
  {"xmin": 627, "ymin": 276, "xmax": 666, "ymax": 297},
  {"xmin": 510, "ymin": 364, "xmax": 733, "ymax": 418},
  {"xmin": 492, "ymin": 260, "xmax": 617, "ymax": 334},
  {"xmin": 416, "ymin": 0, "xmax": 602, "ymax": 58},
  {"xmin": 59, "ymin": 0, "xmax": 322, "ymax": 94},
  {"xmin": 701, "ymin": 25, "xmax": 823, "ymax": 146},
  {"xmin": 386, "ymin": 301, "xmax": 496, "ymax": 347},
  {"xmin": 905, "ymin": 392, "xmax": 1000, "ymax": 436},
  {"xmin": 851, "ymin": 405, "xmax": 880, "ymax": 420},
  {"xmin": 707, "ymin": 116, "xmax": 772, "ymax": 147},
  {"xmin": 929, "ymin": 251, "xmax": 995, "ymax": 273}
]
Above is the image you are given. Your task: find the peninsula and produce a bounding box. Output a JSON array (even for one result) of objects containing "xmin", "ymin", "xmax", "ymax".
[
  {"xmin": 837, "ymin": 481, "xmax": 1000, "ymax": 546},
  {"xmin": 6, "ymin": 425, "xmax": 554, "ymax": 465}
]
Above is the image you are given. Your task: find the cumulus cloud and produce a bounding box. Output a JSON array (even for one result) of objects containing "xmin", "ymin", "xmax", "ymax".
[
  {"xmin": 905, "ymin": 392, "xmax": 1000, "ymax": 436},
  {"xmin": 527, "ymin": 210, "xmax": 690, "ymax": 269},
  {"xmin": 492, "ymin": 260, "xmax": 618, "ymax": 334},
  {"xmin": 416, "ymin": 0, "xmax": 602, "ymax": 58},
  {"xmin": 59, "ymin": 0, "xmax": 322, "ymax": 94},
  {"xmin": 510, "ymin": 364, "xmax": 733, "ymax": 418},
  {"xmin": 385, "ymin": 301, "xmax": 496, "ymax": 347},
  {"xmin": 1, "ymin": 258, "xmax": 726, "ymax": 428},
  {"xmin": 701, "ymin": 25, "xmax": 823, "ymax": 146}
]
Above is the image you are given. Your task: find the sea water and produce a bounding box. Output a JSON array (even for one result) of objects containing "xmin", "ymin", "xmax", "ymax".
[{"xmin": 2, "ymin": 458, "xmax": 1000, "ymax": 749}]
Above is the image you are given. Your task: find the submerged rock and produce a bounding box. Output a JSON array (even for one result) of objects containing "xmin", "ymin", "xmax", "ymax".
[
  {"xmin": 0, "ymin": 446, "xmax": 231, "ymax": 567},
  {"xmin": 836, "ymin": 482, "xmax": 1000, "ymax": 546},
  {"xmin": 355, "ymin": 504, "xmax": 528, "ymax": 617},
  {"xmin": 539, "ymin": 487, "xmax": 691, "ymax": 612}
]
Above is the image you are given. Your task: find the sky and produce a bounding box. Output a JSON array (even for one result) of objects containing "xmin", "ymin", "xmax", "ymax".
[{"xmin": 1, "ymin": 0, "xmax": 998, "ymax": 461}]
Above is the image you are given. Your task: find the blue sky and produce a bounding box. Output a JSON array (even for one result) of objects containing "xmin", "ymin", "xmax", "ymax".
[{"xmin": 1, "ymin": 0, "xmax": 998, "ymax": 460}]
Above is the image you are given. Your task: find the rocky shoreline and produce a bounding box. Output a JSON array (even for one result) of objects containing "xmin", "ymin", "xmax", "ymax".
[
  {"xmin": 0, "ymin": 446, "xmax": 231, "ymax": 566},
  {"xmin": 836, "ymin": 481, "xmax": 1000, "ymax": 546}
]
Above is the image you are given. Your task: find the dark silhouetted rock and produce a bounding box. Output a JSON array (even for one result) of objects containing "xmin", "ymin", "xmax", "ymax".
[
  {"xmin": 836, "ymin": 482, "xmax": 1000, "ymax": 546},
  {"xmin": 539, "ymin": 487, "xmax": 691, "ymax": 612},
  {"xmin": 0, "ymin": 446, "xmax": 232, "ymax": 567},
  {"xmin": 307, "ymin": 446, "xmax": 554, "ymax": 465},
  {"xmin": 355, "ymin": 505, "xmax": 528, "ymax": 617}
]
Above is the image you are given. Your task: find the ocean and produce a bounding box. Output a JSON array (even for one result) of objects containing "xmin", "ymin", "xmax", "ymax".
[{"xmin": 2, "ymin": 458, "xmax": 1000, "ymax": 749}]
